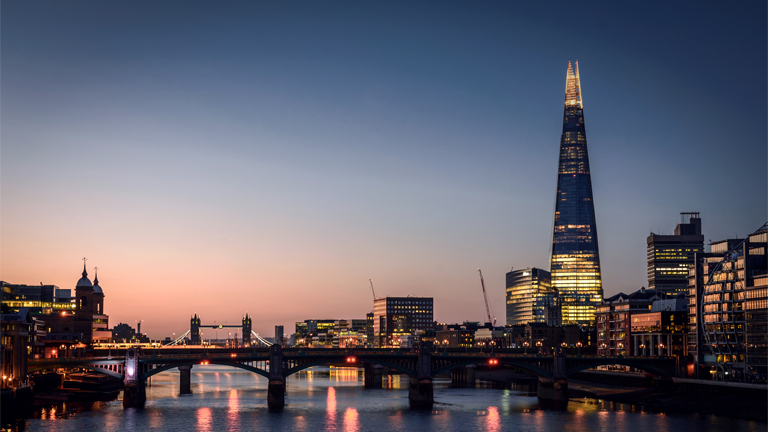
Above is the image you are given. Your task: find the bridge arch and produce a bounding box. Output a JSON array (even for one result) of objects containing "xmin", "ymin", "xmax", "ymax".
[
  {"xmin": 433, "ymin": 359, "xmax": 552, "ymax": 378},
  {"xmin": 283, "ymin": 357, "xmax": 417, "ymax": 378},
  {"xmin": 28, "ymin": 363, "xmax": 124, "ymax": 379},
  {"xmin": 140, "ymin": 361, "xmax": 270, "ymax": 380}
]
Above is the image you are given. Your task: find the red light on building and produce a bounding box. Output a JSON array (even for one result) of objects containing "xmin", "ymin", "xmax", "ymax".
[{"xmin": 346, "ymin": 356, "xmax": 356, "ymax": 363}]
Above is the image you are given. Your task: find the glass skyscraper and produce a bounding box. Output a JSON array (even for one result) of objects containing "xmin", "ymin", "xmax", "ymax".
[{"xmin": 550, "ymin": 61, "xmax": 603, "ymax": 327}]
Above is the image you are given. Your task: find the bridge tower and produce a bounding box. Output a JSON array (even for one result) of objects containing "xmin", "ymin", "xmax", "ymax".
[
  {"xmin": 242, "ymin": 314, "xmax": 252, "ymax": 346},
  {"xmin": 190, "ymin": 314, "xmax": 201, "ymax": 345}
]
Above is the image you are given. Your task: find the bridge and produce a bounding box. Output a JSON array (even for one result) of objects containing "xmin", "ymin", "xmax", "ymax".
[{"xmin": 29, "ymin": 346, "xmax": 676, "ymax": 409}]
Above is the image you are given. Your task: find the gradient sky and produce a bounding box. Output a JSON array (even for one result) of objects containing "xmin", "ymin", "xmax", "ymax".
[{"xmin": 2, "ymin": 1, "xmax": 766, "ymax": 339}]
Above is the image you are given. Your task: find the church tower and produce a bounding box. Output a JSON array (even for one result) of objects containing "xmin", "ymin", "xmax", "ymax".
[
  {"xmin": 92, "ymin": 268, "xmax": 105, "ymax": 315},
  {"xmin": 74, "ymin": 258, "xmax": 95, "ymax": 343}
]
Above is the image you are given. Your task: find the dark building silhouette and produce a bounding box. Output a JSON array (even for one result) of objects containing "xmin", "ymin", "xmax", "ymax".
[
  {"xmin": 550, "ymin": 61, "xmax": 603, "ymax": 327},
  {"xmin": 242, "ymin": 314, "xmax": 252, "ymax": 346}
]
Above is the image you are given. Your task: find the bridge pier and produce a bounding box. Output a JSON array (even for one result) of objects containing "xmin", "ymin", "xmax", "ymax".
[
  {"xmin": 536, "ymin": 347, "xmax": 568, "ymax": 408},
  {"xmin": 267, "ymin": 344, "xmax": 285, "ymax": 410},
  {"xmin": 123, "ymin": 381, "xmax": 147, "ymax": 408},
  {"xmin": 408, "ymin": 346, "xmax": 433, "ymax": 409},
  {"xmin": 536, "ymin": 377, "xmax": 568, "ymax": 407},
  {"xmin": 364, "ymin": 363, "xmax": 383, "ymax": 389},
  {"xmin": 179, "ymin": 365, "xmax": 192, "ymax": 395},
  {"xmin": 123, "ymin": 347, "xmax": 146, "ymax": 409}
]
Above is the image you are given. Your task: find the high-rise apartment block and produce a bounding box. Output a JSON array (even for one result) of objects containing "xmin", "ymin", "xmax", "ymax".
[
  {"xmin": 647, "ymin": 212, "xmax": 704, "ymax": 296},
  {"xmin": 506, "ymin": 268, "xmax": 560, "ymax": 326},
  {"xmin": 550, "ymin": 61, "xmax": 603, "ymax": 327}
]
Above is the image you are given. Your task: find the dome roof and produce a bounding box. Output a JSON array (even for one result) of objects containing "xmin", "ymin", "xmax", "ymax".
[
  {"xmin": 92, "ymin": 268, "xmax": 103, "ymax": 294},
  {"xmin": 77, "ymin": 262, "xmax": 92, "ymax": 288}
]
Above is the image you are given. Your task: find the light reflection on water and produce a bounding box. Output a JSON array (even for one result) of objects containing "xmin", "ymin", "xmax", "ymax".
[{"xmin": 11, "ymin": 366, "xmax": 765, "ymax": 432}]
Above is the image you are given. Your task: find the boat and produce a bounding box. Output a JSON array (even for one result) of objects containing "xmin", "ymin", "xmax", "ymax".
[{"xmin": 63, "ymin": 372, "xmax": 123, "ymax": 392}]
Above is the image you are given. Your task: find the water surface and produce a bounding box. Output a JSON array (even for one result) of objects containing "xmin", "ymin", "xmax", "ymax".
[{"xmin": 12, "ymin": 366, "xmax": 763, "ymax": 431}]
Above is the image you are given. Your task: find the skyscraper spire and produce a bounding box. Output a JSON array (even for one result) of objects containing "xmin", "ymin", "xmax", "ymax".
[
  {"xmin": 564, "ymin": 60, "xmax": 583, "ymax": 109},
  {"xmin": 550, "ymin": 61, "xmax": 602, "ymax": 327}
]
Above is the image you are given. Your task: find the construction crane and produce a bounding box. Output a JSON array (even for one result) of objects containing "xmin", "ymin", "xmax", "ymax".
[
  {"xmin": 477, "ymin": 268, "xmax": 496, "ymax": 327},
  {"xmin": 369, "ymin": 279, "xmax": 377, "ymax": 299}
]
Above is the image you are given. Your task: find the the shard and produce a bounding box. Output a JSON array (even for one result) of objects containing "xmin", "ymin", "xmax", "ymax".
[{"xmin": 550, "ymin": 61, "xmax": 603, "ymax": 327}]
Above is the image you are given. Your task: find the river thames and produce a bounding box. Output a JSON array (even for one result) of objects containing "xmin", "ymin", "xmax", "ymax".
[{"xmin": 9, "ymin": 366, "xmax": 763, "ymax": 431}]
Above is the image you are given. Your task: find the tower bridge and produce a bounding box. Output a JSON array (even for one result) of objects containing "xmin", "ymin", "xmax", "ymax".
[
  {"xmin": 189, "ymin": 313, "xmax": 253, "ymax": 345},
  {"xmin": 28, "ymin": 346, "xmax": 677, "ymax": 410}
]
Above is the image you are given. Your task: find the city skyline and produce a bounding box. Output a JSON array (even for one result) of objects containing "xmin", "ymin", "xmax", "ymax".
[{"xmin": 2, "ymin": 1, "xmax": 765, "ymax": 339}]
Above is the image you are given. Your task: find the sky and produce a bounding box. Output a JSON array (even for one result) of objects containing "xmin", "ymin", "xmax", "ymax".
[{"xmin": 1, "ymin": 1, "xmax": 766, "ymax": 339}]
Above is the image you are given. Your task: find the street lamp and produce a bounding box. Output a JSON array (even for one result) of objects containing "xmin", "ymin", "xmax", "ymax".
[
  {"xmin": 600, "ymin": 343, "xmax": 607, "ymax": 356},
  {"xmin": 639, "ymin": 343, "xmax": 646, "ymax": 356},
  {"xmin": 576, "ymin": 342, "xmax": 582, "ymax": 355},
  {"xmin": 523, "ymin": 341, "xmax": 529, "ymax": 354},
  {"xmin": 658, "ymin": 343, "xmax": 665, "ymax": 356},
  {"xmin": 618, "ymin": 342, "xmax": 624, "ymax": 355},
  {"xmin": 536, "ymin": 340, "xmax": 542, "ymax": 354}
]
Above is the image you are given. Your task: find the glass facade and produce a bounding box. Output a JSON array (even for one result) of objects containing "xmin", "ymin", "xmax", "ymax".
[
  {"xmin": 505, "ymin": 268, "xmax": 559, "ymax": 326},
  {"xmin": 550, "ymin": 61, "xmax": 603, "ymax": 327}
]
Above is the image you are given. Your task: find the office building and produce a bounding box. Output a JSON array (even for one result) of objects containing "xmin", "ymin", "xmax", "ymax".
[
  {"xmin": 647, "ymin": 212, "xmax": 705, "ymax": 295},
  {"xmin": 373, "ymin": 297, "xmax": 434, "ymax": 348},
  {"xmin": 506, "ymin": 267, "xmax": 560, "ymax": 326},
  {"xmin": 275, "ymin": 325, "xmax": 284, "ymax": 346},
  {"xmin": 550, "ymin": 61, "xmax": 603, "ymax": 327}
]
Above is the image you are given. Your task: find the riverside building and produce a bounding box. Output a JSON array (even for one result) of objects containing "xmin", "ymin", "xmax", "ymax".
[
  {"xmin": 550, "ymin": 61, "xmax": 603, "ymax": 327},
  {"xmin": 688, "ymin": 228, "xmax": 767, "ymax": 380}
]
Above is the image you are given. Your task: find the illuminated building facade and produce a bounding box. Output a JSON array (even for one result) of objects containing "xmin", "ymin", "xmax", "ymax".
[
  {"xmin": 1, "ymin": 262, "xmax": 110, "ymax": 349},
  {"xmin": 1, "ymin": 282, "xmax": 74, "ymax": 314},
  {"xmin": 373, "ymin": 297, "xmax": 434, "ymax": 348},
  {"xmin": 505, "ymin": 267, "xmax": 560, "ymax": 326},
  {"xmin": 688, "ymin": 229, "xmax": 767, "ymax": 380},
  {"xmin": 550, "ymin": 61, "xmax": 603, "ymax": 327},
  {"xmin": 647, "ymin": 212, "xmax": 704, "ymax": 295},
  {"xmin": 596, "ymin": 288, "xmax": 658, "ymax": 356}
]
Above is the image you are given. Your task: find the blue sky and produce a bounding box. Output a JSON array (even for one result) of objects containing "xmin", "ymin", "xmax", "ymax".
[{"xmin": 2, "ymin": 1, "xmax": 765, "ymax": 336}]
